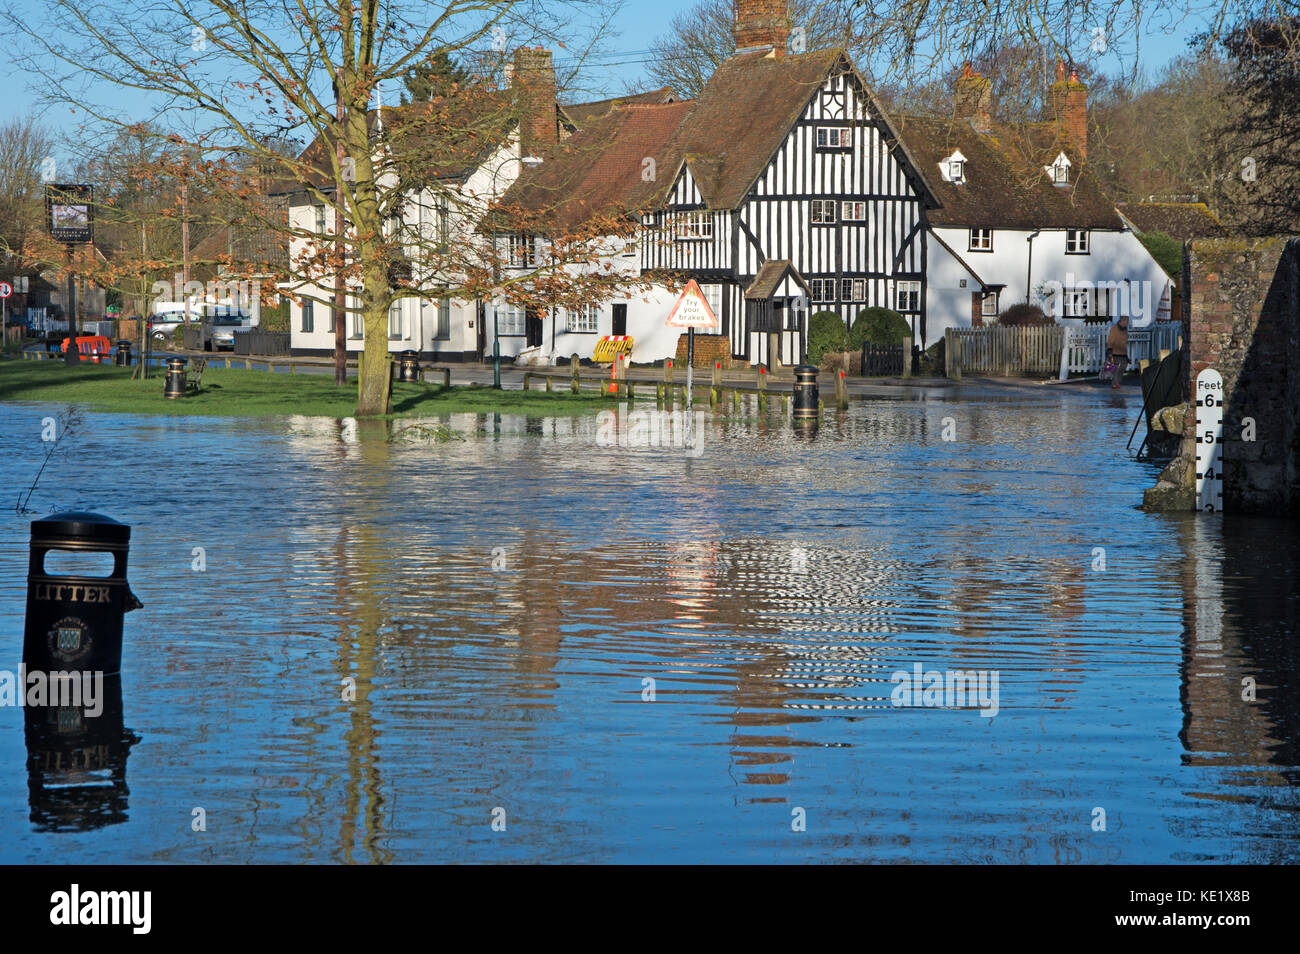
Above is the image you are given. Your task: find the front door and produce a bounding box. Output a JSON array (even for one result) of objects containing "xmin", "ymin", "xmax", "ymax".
[
  {"xmin": 525, "ymin": 307, "xmax": 543, "ymax": 348},
  {"xmin": 770, "ymin": 300, "xmax": 786, "ymax": 368},
  {"xmin": 611, "ymin": 303, "xmax": 627, "ymax": 337}
]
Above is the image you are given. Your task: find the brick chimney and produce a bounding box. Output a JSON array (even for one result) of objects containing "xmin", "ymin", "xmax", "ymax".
[
  {"xmin": 953, "ymin": 62, "xmax": 992, "ymax": 133},
  {"xmin": 513, "ymin": 47, "xmax": 557, "ymax": 158},
  {"xmin": 1048, "ymin": 60, "xmax": 1087, "ymax": 160},
  {"xmin": 733, "ymin": 0, "xmax": 790, "ymax": 54}
]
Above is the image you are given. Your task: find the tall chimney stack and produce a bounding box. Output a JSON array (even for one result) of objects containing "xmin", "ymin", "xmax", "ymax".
[
  {"xmin": 953, "ymin": 62, "xmax": 992, "ymax": 134},
  {"xmin": 733, "ymin": 0, "xmax": 790, "ymax": 55},
  {"xmin": 513, "ymin": 47, "xmax": 557, "ymax": 158},
  {"xmin": 1048, "ymin": 60, "xmax": 1088, "ymax": 160}
]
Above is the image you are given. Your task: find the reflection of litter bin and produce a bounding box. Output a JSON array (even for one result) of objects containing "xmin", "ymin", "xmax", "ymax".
[
  {"xmin": 164, "ymin": 356, "xmax": 187, "ymax": 399},
  {"xmin": 792, "ymin": 364, "xmax": 820, "ymax": 420},
  {"xmin": 115, "ymin": 340, "xmax": 132, "ymax": 367},
  {"xmin": 398, "ymin": 350, "xmax": 420, "ymax": 382},
  {"xmin": 22, "ymin": 511, "xmax": 142, "ymax": 676},
  {"xmin": 25, "ymin": 674, "xmax": 139, "ymax": 833}
]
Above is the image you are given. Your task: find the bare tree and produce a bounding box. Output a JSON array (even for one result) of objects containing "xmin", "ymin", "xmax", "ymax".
[
  {"xmin": 6, "ymin": 0, "xmax": 640, "ymax": 416},
  {"xmin": 646, "ymin": 0, "xmax": 851, "ymax": 98},
  {"xmin": 0, "ymin": 116, "xmax": 56, "ymax": 261}
]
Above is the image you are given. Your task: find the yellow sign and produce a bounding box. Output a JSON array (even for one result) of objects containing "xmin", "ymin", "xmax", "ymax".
[{"xmin": 593, "ymin": 335, "xmax": 634, "ymax": 362}]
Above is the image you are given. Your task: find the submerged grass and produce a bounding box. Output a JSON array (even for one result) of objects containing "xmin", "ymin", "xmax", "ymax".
[{"xmin": 0, "ymin": 358, "xmax": 617, "ymax": 418}]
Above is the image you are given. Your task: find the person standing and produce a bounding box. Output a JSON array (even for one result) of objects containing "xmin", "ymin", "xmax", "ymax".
[{"xmin": 1106, "ymin": 316, "xmax": 1129, "ymax": 389}]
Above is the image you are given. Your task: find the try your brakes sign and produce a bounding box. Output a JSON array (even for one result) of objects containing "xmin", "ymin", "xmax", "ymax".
[{"xmin": 665, "ymin": 280, "xmax": 719, "ymax": 330}]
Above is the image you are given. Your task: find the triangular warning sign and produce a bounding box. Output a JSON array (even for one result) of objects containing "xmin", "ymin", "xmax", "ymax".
[{"xmin": 665, "ymin": 279, "xmax": 719, "ymax": 330}]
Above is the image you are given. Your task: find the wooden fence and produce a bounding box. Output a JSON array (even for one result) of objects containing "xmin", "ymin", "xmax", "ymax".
[{"xmin": 946, "ymin": 323, "xmax": 1184, "ymax": 379}]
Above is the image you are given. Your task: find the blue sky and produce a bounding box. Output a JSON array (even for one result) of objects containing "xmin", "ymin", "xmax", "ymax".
[{"xmin": 2, "ymin": 1, "xmax": 1211, "ymax": 139}]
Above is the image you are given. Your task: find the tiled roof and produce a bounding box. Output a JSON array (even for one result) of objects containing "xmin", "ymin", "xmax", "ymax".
[
  {"xmin": 503, "ymin": 49, "xmax": 862, "ymax": 227},
  {"xmin": 745, "ymin": 260, "xmax": 801, "ymax": 299},
  {"xmin": 1115, "ymin": 202, "xmax": 1227, "ymax": 239},
  {"xmin": 562, "ymin": 88, "xmax": 680, "ymax": 127},
  {"xmin": 498, "ymin": 101, "xmax": 692, "ymax": 229},
  {"xmin": 894, "ymin": 116, "xmax": 1125, "ymax": 230}
]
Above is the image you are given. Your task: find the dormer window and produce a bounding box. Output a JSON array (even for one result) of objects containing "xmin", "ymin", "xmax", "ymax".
[
  {"xmin": 1045, "ymin": 152, "xmax": 1071, "ymax": 186},
  {"xmin": 940, "ymin": 150, "xmax": 967, "ymax": 184}
]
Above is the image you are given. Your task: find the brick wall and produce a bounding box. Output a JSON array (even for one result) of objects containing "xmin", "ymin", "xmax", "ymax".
[
  {"xmin": 1183, "ymin": 237, "xmax": 1300, "ymax": 513},
  {"xmin": 734, "ymin": 0, "xmax": 790, "ymax": 51},
  {"xmin": 673, "ymin": 333, "xmax": 734, "ymax": 369}
]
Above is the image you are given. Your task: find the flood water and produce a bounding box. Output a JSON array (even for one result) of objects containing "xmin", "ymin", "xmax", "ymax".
[{"xmin": 0, "ymin": 385, "xmax": 1296, "ymax": 863}]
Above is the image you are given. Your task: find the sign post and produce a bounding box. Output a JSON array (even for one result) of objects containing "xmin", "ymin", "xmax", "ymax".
[
  {"xmin": 1195, "ymin": 368, "xmax": 1224, "ymax": 512},
  {"xmin": 1, "ymin": 280, "xmax": 11, "ymax": 331},
  {"xmin": 46, "ymin": 184, "xmax": 94, "ymax": 367},
  {"xmin": 666, "ymin": 280, "xmax": 720, "ymax": 450}
]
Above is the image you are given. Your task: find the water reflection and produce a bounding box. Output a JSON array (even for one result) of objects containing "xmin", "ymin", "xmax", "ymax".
[
  {"xmin": 0, "ymin": 390, "xmax": 1297, "ymax": 862},
  {"xmin": 25, "ymin": 675, "xmax": 138, "ymax": 832}
]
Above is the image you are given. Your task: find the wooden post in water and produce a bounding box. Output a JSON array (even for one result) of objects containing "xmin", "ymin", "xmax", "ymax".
[
  {"xmin": 710, "ymin": 362, "xmax": 720, "ymax": 405},
  {"xmin": 836, "ymin": 369, "xmax": 848, "ymax": 409},
  {"xmin": 571, "ymin": 355, "xmax": 580, "ymax": 394},
  {"xmin": 902, "ymin": 335, "xmax": 913, "ymax": 379}
]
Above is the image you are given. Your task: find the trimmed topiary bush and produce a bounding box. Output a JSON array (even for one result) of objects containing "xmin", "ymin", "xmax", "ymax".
[
  {"xmin": 851, "ymin": 307, "xmax": 911, "ymax": 347},
  {"xmin": 997, "ymin": 303, "xmax": 1052, "ymax": 326},
  {"xmin": 807, "ymin": 310, "xmax": 849, "ymax": 364}
]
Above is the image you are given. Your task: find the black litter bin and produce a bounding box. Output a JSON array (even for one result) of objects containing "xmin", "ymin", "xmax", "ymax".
[
  {"xmin": 792, "ymin": 364, "xmax": 820, "ymax": 420},
  {"xmin": 115, "ymin": 340, "xmax": 132, "ymax": 367},
  {"xmin": 22, "ymin": 512, "xmax": 142, "ymax": 676},
  {"xmin": 163, "ymin": 356, "xmax": 187, "ymax": 399},
  {"xmin": 398, "ymin": 350, "xmax": 420, "ymax": 383}
]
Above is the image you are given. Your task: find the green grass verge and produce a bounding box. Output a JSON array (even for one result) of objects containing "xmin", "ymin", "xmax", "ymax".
[{"xmin": 0, "ymin": 358, "xmax": 617, "ymax": 418}]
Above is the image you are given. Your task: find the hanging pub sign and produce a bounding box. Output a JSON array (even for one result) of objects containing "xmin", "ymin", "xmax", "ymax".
[{"xmin": 46, "ymin": 184, "xmax": 94, "ymax": 244}]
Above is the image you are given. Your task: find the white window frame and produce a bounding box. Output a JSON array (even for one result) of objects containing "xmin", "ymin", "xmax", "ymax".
[
  {"xmin": 840, "ymin": 278, "xmax": 866, "ymax": 303},
  {"xmin": 949, "ymin": 159, "xmax": 965, "ymax": 182},
  {"xmin": 810, "ymin": 278, "xmax": 836, "ymax": 303},
  {"xmin": 1063, "ymin": 289, "xmax": 1092, "ymax": 318},
  {"xmin": 388, "ymin": 300, "xmax": 404, "ymax": 339},
  {"xmin": 566, "ymin": 303, "xmax": 599, "ymax": 333},
  {"xmin": 816, "ymin": 126, "xmax": 851, "ymax": 148},
  {"xmin": 896, "ymin": 280, "xmax": 921, "ymax": 313},
  {"xmin": 969, "ymin": 228, "xmax": 993, "ymax": 251},
  {"xmin": 508, "ymin": 233, "xmax": 536, "ymax": 268},
  {"xmin": 841, "ymin": 200, "xmax": 866, "ymax": 221},
  {"xmin": 314, "ymin": 205, "xmax": 326, "ymax": 235},
  {"xmin": 497, "ymin": 303, "xmax": 526, "ymax": 336},
  {"xmin": 673, "ymin": 211, "xmax": 712, "ymax": 241},
  {"xmin": 1051, "ymin": 161, "xmax": 1070, "ymax": 184},
  {"xmin": 300, "ymin": 299, "xmax": 314, "ymax": 333},
  {"xmin": 701, "ymin": 284, "xmax": 723, "ymax": 319},
  {"xmin": 1066, "ymin": 229, "xmax": 1090, "ymax": 254},
  {"xmin": 434, "ymin": 297, "xmax": 451, "ymax": 340},
  {"xmin": 981, "ymin": 291, "xmax": 999, "ymax": 317},
  {"xmin": 811, "ymin": 199, "xmax": 837, "ymax": 225}
]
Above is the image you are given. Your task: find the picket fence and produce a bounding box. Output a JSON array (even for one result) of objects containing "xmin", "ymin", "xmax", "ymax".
[{"xmin": 946, "ymin": 323, "xmax": 1184, "ymax": 379}]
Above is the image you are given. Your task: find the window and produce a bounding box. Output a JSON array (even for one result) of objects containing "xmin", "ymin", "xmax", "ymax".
[
  {"xmin": 701, "ymin": 284, "xmax": 723, "ymax": 320},
  {"xmin": 566, "ymin": 303, "xmax": 599, "ymax": 333},
  {"xmin": 508, "ymin": 233, "xmax": 536, "ymax": 268},
  {"xmin": 841, "ymin": 201, "xmax": 866, "ymax": 221},
  {"xmin": 896, "ymin": 280, "xmax": 921, "ymax": 313},
  {"xmin": 1051, "ymin": 161, "xmax": 1069, "ymax": 184},
  {"xmin": 981, "ymin": 291, "xmax": 999, "ymax": 317},
  {"xmin": 351, "ymin": 310, "xmax": 364, "ymax": 339},
  {"xmin": 314, "ymin": 206, "xmax": 326, "ymax": 235},
  {"xmin": 810, "ymin": 278, "xmax": 836, "ymax": 303},
  {"xmin": 1063, "ymin": 289, "xmax": 1091, "ymax": 318},
  {"xmin": 435, "ymin": 297, "xmax": 451, "ymax": 340},
  {"xmin": 388, "ymin": 301, "xmax": 404, "ymax": 339},
  {"xmin": 949, "ymin": 159, "xmax": 965, "ymax": 182},
  {"xmin": 816, "ymin": 126, "xmax": 851, "ymax": 148},
  {"xmin": 969, "ymin": 228, "xmax": 993, "ymax": 251},
  {"xmin": 840, "ymin": 278, "xmax": 866, "ymax": 303},
  {"xmin": 300, "ymin": 299, "xmax": 314, "ymax": 333},
  {"xmin": 674, "ymin": 211, "xmax": 712, "ymax": 241},
  {"xmin": 811, "ymin": 200, "xmax": 837, "ymax": 225},
  {"xmin": 1066, "ymin": 230, "xmax": 1090, "ymax": 254},
  {"xmin": 497, "ymin": 303, "xmax": 526, "ymax": 336}
]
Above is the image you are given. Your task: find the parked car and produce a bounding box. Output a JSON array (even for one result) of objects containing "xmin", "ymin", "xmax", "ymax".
[{"xmin": 207, "ymin": 314, "xmax": 252, "ymax": 351}]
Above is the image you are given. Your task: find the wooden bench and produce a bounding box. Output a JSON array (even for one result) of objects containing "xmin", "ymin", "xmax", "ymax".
[{"xmin": 186, "ymin": 358, "xmax": 207, "ymax": 393}]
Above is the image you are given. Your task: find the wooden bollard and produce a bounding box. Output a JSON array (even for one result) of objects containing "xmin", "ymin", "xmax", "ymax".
[
  {"xmin": 757, "ymin": 366, "xmax": 767, "ymax": 410},
  {"xmin": 571, "ymin": 357, "xmax": 580, "ymax": 394},
  {"xmin": 836, "ymin": 370, "xmax": 848, "ymax": 410},
  {"xmin": 657, "ymin": 383, "xmax": 664, "ymax": 403},
  {"xmin": 664, "ymin": 359, "xmax": 674, "ymax": 406},
  {"xmin": 225, "ymin": 357, "xmax": 231, "ymax": 369},
  {"xmin": 443, "ymin": 368, "xmax": 451, "ymax": 388},
  {"xmin": 290, "ymin": 362, "xmax": 297, "ymax": 375},
  {"xmin": 626, "ymin": 380, "xmax": 634, "ymax": 402},
  {"xmin": 733, "ymin": 388, "xmax": 740, "ymax": 411},
  {"xmin": 902, "ymin": 335, "xmax": 913, "ymax": 379},
  {"xmin": 546, "ymin": 376, "xmax": 553, "ymax": 393}
]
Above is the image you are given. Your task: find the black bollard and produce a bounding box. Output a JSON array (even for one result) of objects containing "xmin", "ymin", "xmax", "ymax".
[
  {"xmin": 22, "ymin": 512, "xmax": 142, "ymax": 677},
  {"xmin": 792, "ymin": 364, "xmax": 820, "ymax": 420},
  {"xmin": 163, "ymin": 356, "xmax": 187, "ymax": 399}
]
